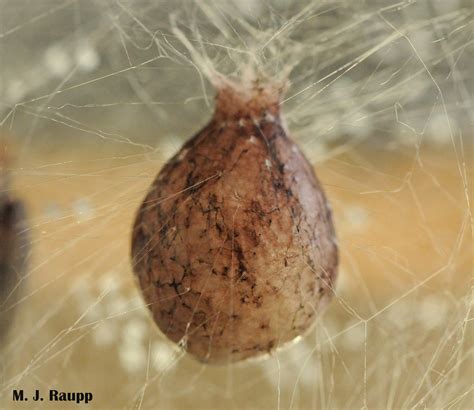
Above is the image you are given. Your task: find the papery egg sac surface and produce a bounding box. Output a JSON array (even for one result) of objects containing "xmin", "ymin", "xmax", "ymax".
[{"xmin": 131, "ymin": 82, "xmax": 338, "ymax": 364}]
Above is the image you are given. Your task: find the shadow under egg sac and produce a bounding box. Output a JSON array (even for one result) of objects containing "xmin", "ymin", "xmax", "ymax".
[{"xmin": 0, "ymin": 194, "xmax": 29, "ymax": 346}]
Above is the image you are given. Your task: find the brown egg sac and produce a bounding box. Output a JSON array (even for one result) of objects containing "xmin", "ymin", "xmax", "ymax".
[
  {"xmin": 131, "ymin": 83, "xmax": 338, "ymax": 364},
  {"xmin": 0, "ymin": 162, "xmax": 29, "ymax": 345}
]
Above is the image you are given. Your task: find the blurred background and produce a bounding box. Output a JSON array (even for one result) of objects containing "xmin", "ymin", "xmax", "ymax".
[{"xmin": 0, "ymin": 0, "xmax": 472, "ymax": 409}]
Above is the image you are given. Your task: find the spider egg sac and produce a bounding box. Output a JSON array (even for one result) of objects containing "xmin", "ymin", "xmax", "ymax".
[
  {"xmin": 131, "ymin": 83, "xmax": 338, "ymax": 364},
  {"xmin": 0, "ymin": 157, "xmax": 29, "ymax": 344}
]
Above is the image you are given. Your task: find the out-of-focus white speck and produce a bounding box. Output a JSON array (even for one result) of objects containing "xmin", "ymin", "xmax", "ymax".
[
  {"xmin": 122, "ymin": 319, "xmax": 147, "ymax": 344},
  {"xmin": 75, "ymin": 42, "xmax": 100, "ymax": 72},
  {"xmin": 6, "ymin": 80, "xmax": 26, "ymax": 104},
  {"xmin": 316, "ymin": 77, "xmax": 373, "ymax": 140},
  {"xmin": 418, "ymin": 295, "xmax": 449, "ymax": 330},
  {"xmin": 83, "ymin": 305, "xmax": 102, "ymax": 323},
  {"xmin": 105, "ymin": 294, "xmax": 128, "ymax": 316},
  {"xmin": 344, "ymin": 111, "xmax": 371, "ymax": 138},
  {"xmin": 340, "ymin": 322, "xmax": 365, "ymax": 352},
  {"xmin": 73, "ymin": 198, "xmax": 94, "ymax": 221},
  {"xmin": 152, "ymin": 341, "xmax": 176, "ymax": 372},
  {"xmin": 98, "ymin": 273, "xmax": 120, "ymax": 295},
  {"xmin": 308, "ymin": 143, "xmax": 327, "ymax": 160},
  {"xmin": 428, "ymin": 113, "xmax": 453, "ymax": 145},
  {"xmin": 344, "ymin": 205, "xmax": 369, "ymax": 230},
  {"xmin": 129, "ymin": 295, "xmax": 148, "ymax": 315},
  {"xmin": 265, "ymin": 158, "xmax": 272, "ymax": 169},
  {"xmin": 249, "ymin": 135, "xmax": 257, "ymax": 144},
  {"xmin": 318, "ymin": 318, "xmax": 339, "ymax": 343},
  {"xmin": 20, "ymin": 66, "xmax": 48, "ymax": 103},
  {"xmin": 234, "ymin": 0, "xmax": 263, "ymax": 17},
  {"xmin": 295, "ymin": 355, "xmax": 319, "ymax": 387},
  {"xmin": 74, "ymin": 277, "xmax": 92, "ymax": 298},
  {"xmin": 387, "ymin": 300, "xmax": 414, "ymax": 330},
  {"xmin": 119, "ymin": 341, "xmax": 146, "ymax": 373},
  {"xmin": 43, "ymin": 202, "xmax": 63, "ymax": 221},
  {"xmin": 93, "ymin": 321, "xmax": 116, "ymax": 347},
  {"xmin": 281, "ymin": 338, "xmax": 318, "ymax": 387},
  {"xmin": 45, "ymin": 45, "xmax": 72, "ymax": 77},
  {"xmin": 333, "ymin": 268, "xmax": 351, "ymax": 295},
  {"xmin": 73, "ymin": 278, "xmax": 101, "ymax": 320},
  {"xmin": 411, "ymin": 29, "xmax": 435, "ymax": 60}
]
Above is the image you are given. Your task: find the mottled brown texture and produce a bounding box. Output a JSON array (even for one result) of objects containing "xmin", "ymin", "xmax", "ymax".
[{"xmin": 131, "ymin": 85, "xmax": 338, "ymax": 364}]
